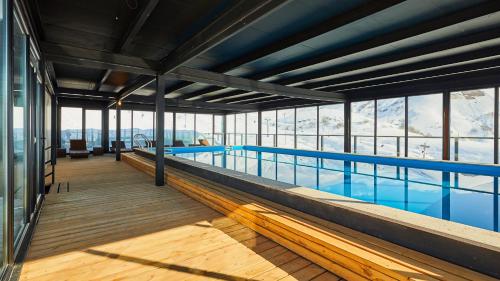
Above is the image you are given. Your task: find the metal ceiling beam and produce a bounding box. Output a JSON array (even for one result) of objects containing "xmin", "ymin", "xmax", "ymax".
[
  {"xmin": 258, "ymin": 98, "xmax": 330, "ymax": 110},
  {"xmin": 323, "ymin": 57, "xmax": 500, "ymax": 93},
  {"xmin": 55, "ymin": 87, "xmax": 117, "ymax": 98},
  {"xmin": 310, "ymin": 45, "xmax": 500, "ymax": 91},
  {"xmin": 117, "ymin": 0, "xmax": 160, "ymax": 53},
  {"xmin": 166, "ymin": 0, "xmax": 402, "ymax": 95},
  {"xmin": 123, "ymin": 95, "xmax": 259, "ymax": 112},
  {"xmin": 166, "ymin": 66, "xmax": 345, "ymax": 102},
  {"xmin": 158, "ymin": 0, "xmax": 288, "ymax": 75},
  {"xmin": 350, "ymin": 68, "xmax": 500, "ymax": 101},
  {"xmin": 94, "ymin": 0, "xmax": 160, "ymax": 91},
  {"xmin": 46, "ymin": 61, "xmax": 58, "ymax": 88},
  {"xmin": 41, "ymin": 42, "xmax": 158, "ymax": 75},
  {"xmin": 109, "ymin": 75, "xmax": 155, "ymax": 107},
  {"xmin": 112, "ymin": 0, "xmax": 287, "ymax": 107},
  {"xmin": 192, "ymin": 1, "xmax": 500, "ymax": 101}
]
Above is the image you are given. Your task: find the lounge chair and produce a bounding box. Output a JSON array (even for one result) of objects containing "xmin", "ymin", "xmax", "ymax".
[
  {"xmin": 69, "ymin": 140, "xmax": 89, "ymax": 159},
  {"xmin": 198, "ymin": 139, "xmax": 210, "ymax": 146},
  {"xmin": 110, "ymin": 141, "xmax": 134, "ymax": 153},
  {"xmin": 173, "ymin": 140, "xmax": 185, "ymax": 147}
]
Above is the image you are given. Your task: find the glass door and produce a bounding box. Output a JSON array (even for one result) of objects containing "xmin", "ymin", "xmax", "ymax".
[{"xmin": 12, "ymin": 14, "xmax": 27, "ymax": 244}]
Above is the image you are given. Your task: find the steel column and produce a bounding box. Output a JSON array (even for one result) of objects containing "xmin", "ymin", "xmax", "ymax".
[
  {"xmin": 404, "ymin": 96, "xmax": 409, "ymax": 157},
  {"xmin": 344, "ymin": 101, "xmax": 351, "ymax": 153},
  {"xmin": 102, "ymin": 109, "xmax": 109, "ymax": 152},
  {"xmin": 443, "ymin": 91, "xmax": 451, "ymax": 160},
  {"xmin": 257, "ymin": 111, "xmax": 262, "ymax": 146},
  {"xmin": 494, "ymin": 87, "xmax": 499, "ymax": 164},
  {"xmin": 155, "ymin": 76, "xmax": 166, "ymax": 186},
  {"xmin": 115, "ymin": 103, "xmax": 121, "ymax": 161}
]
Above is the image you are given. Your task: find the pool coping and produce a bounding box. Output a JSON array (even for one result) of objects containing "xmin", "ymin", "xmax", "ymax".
[{"xmin": 135, "ymin": 148, "xmax": 500, "ymax": 278}]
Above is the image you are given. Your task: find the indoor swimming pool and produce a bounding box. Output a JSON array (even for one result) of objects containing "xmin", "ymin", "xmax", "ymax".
[{"xmin": 158, "ymin": 146, "xmax": 500, "ymax": 232}]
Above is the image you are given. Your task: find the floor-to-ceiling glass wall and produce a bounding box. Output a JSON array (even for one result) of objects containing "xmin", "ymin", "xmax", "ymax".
[
  {"xmin": 277, "ymin": 109, "xmax": 294, "ymax": 148},
  {"xmin": 12, "ymin": 17, "xmax": 27, "ymax": 242},
  {"xmin": 133, "ymin": 110, "xmax": 154, "ymax": 146},
  {"xmin": 351, "ymin": 101, "xmax": 375, "ymax": 154},
  {"xmin": 261, "ymin": 110, "xmax": 276, "ymax": 147},
  {"xmin": 246, "ymin": 112, "xmax": 258, "ymax": 145},
  {"xmin": 60, "ymin": 107, "xmax": 82, "ymax": 150},
  {"xmin": 214, "ymin": 115, "xmax": 223, "ymax": 145},
  {"xmin": 165, "ymin": 112, "xmax": 173, "ymax": 146},
  {"xmin": 296, "ymin": 107, "xmax": 317, "ymax": 150},
  {"xmin": 195, "ymin": 114, "xmax": 213, "ymax": 145},
  {"xmin": 121, "ymin": 110, "xmax": 132, "ymax": 148},
  {"xmin": 85, "ymin": 109, "xmax": 102, "ymax": 150},
  {"xmin": 318, "ymin": 104, "xmax": 343, "ymax": 152},
  {"xmin": 408, "ymin": 94, "xmax": 442, "ymax": 159},
  {"xmin": 450, "ymin": 88, "xmax": 494, "ymax": 163},
  {"xmin": 235, "ymin": 114, "xmax": 245, "ymax": 145},
  {"xmin": 225, "ymin": 114, "xmax": 235, "ymax": 145},
  {"xmin": 0, "ymin": 0, "xmax": 7, "ymax": 267},
  {"xmin": 377, "ymin": 97, "xmax": 405, "ymax": 157},
  {"xmin": 175, "ymin": 113, "xmax": 194, "ymax": 145}
]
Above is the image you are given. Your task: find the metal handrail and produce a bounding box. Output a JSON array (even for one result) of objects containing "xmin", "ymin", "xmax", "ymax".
[{"xmin": 133, "ymin": 134, "xmax": 153, "ymax": 149}]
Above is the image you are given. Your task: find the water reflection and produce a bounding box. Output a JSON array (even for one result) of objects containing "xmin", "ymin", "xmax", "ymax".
[{"xmin": 174, "ymin": 150, "xmax": 499, "ymax": 232}]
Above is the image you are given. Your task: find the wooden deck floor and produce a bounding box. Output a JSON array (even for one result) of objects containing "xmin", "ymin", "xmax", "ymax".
[{"xmin": 19, "ymin": 155, "xmax": 338, "ymax": 281}]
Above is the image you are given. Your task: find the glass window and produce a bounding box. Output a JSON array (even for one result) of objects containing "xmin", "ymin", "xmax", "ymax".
[
  {"xmin": 225, "ymin": 114, "xmax": 235, "ymax": 145},
  {"xmin": 214, "ymin": 115, "xmax": 224, "ymax": 145},
  {"xmin": 246, "ymin": 112, "xmax": 258, "ymax": 145},
  {"xmin": 133, "ymin": 110, "xmax": 154, "ymax": 145},
  {"xmin": 451, "ymin": 89, "xmax": 494, "ymax": 163},
  {"xmin": 85, "ymin": 110, "xmax": 101, "ymax": 150},
  {"xmin": 165, "ymin": 112, "xmax": 173, "ymax": 145},
  {"xmin": 408, "ymin": 94, "xmax": 442, "ymax": 159},
  {"xmin": 261, "ymin": 110, "xmax": 276, "ymax": 147},
  {"xmin": 108, "ymin": 109, "xmax": 132, "ymax": 148},
  {"xmin": 121, "ymin": 110, "xmax": 132, "ymax": 148},
  {"xmin": 351, "ymin": 101, "xmax": 375, "ymax": 154},
  {"xmin": 277, "ymin": 109, "xmax": 295, "ymax": 148},
  {"xmin": 296, "ymin": 107, "xmax": 317, "ymax": 150},
  {"xmin": 196, "ymin": 114, "xmax": 213, "ymax": 145},
  {"xmin": 60, "ymin": 107, "xmax": 82, "ymax": 150},
  {"xmin": 13, "ymin": 17, "xmax": 27, "ymax": 242},
  {"xmin": 0, "ymin": 0, "xmax": 7, "ymax": 264},
  {"xmin": 176, "ymin": 113, "xmax": 194, "ymax": 145},
  {"xmin": 235, "ymin": 113, "xmax": 245, "ymax": 145},
  {"xmin": 109, "ymin": 109, "xmax": 116, "ymax": 148},
  {"xmin": 318, "ymin": 104, "xmax": 344, "ymax": 152},
  {"xmin": 377, "ymin": 98, "xmax": 405, "ymax": 156}
]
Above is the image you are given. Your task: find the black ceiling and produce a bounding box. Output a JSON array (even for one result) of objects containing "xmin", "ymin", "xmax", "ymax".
[{"xmin": 30, "ymin": 0, "xmax": 500, "ymax": 112}]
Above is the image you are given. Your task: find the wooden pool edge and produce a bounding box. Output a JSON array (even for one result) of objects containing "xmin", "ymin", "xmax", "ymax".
[{"xmin": 129, "ymin": 149, "xmax": 500, "ymax": 279}]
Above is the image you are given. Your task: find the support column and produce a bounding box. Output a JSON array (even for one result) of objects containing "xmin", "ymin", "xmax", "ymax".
[
  {"xmin": 443, "ymin": 91, "xmax": 450, "ymax": 161},
  {"xmin": 115, "ymin": 103, "xmax": 121, "ymax": 161},
  {"xmin": 102, "ymin": 109, "xmax": 109, "ymax": 152},
  {"xmin": 494, "ymin": 87, "xmax": 499, "ymax": 164},
  {"xmin": 257, "ymin": 111, "xmax": 262, "ymax": 146},
  {"xmin": 344, "ymin": 101, "xmax": 351, "ymax": 153},
  {"xmin": 155, "ymin": 76, "xmax": 166, "ymax": 186},
  {"xmin": 404, "ymin": 96, "xmax": 409, "ymax": 157}
]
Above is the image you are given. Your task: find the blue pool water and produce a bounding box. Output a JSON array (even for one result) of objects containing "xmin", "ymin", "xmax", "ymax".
[{"xmin": 160, "ymin": 145, "xmax": 500, "ymax": 232}]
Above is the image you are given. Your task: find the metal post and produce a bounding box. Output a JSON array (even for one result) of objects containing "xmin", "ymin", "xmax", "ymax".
[
  {"xmin": 115, "ymin": 103, "xmax": 121, "ymax": 161},
  {"xmin": 155, "ymin": 76, "xmax": 165, "ymax": 186},
  {"xmin": 494, "ymin": 87, "xmax": 499, "ymax": 164},
  {"xmin": 344, "ymin": 101, "xmax": 351, "ymax": 153},
  {"xmin": 404, "ymin": 96, "xmax": 408, "ymax": 157},
  {"xmin": 294, "ymin": 108, "xmax": 297, "ymax": 149},
  {"xmin": 172, "ymin": 112, "xmax": 176, "ymax": 144},
  {"xmin": 443, "ymin": 91, "xmax": 451, "ymax": 160},
  {"xmin": 222, "ymin": 113, "xmax": 226, "ymax": 145},
  {"xmin": 454, "ymin": 137, "xmax": 459, "ymax": 161},
  {"xmin": 102, "ymin": 109, "xmax": 109, "ymax": 152},
  {"xmin": 316, "ymin": 106, "xmax": 320, "ymax": 150},
  {"xmin": 82, "ymin": 108, "xmax": 86, "ymax": 141},
  {"xmin": 4, "ymin": 0, "xmax": 14, "ymax": 263},
  {"xmin": 374, "ymin": 99, "xmax": 377, "ymax": 155},
  {"xmin": 257, "ymin": 111, "xmax": 262, "ymax": 146}
]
